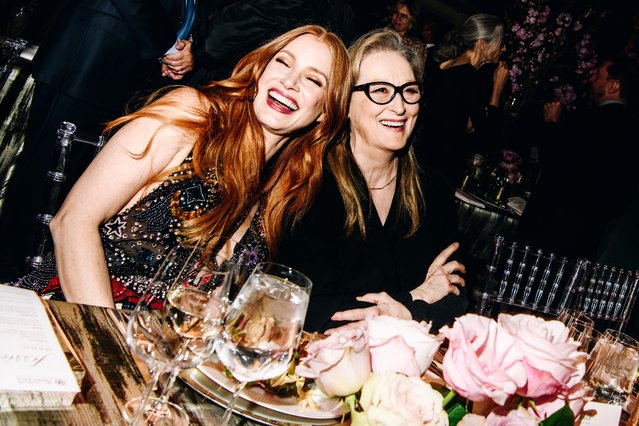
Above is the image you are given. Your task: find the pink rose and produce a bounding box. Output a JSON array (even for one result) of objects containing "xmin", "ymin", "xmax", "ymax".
[
  {"xmin": 486, "ymin": 406, "xmax": 538, "ymax": 426},
  {"xmin": 295, "ymin": 327, "xmax": 371, "ymax": 398},
  {"xmin": 440, "ymin": 314, "xmax": 526, "ymax": 405},
  {"xmin": 359, "ymin": 373, "xmax": 448, "ymax": 426},
  {"xmin": 533, "ymin": 382, "xmax": 588, "ymax": 420},
  {"xmin": 366, "ymin": 315, "xmax": 442, "ymax": 377},
  {"xmin": 497, "ymin": 314, "xmax": 586, "ymax": 398}
]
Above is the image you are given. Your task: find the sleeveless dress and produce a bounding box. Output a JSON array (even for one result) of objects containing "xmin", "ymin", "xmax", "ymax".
[{"xmin": 13, "ymin": 153, "xmax": 268, "ymax": 309}]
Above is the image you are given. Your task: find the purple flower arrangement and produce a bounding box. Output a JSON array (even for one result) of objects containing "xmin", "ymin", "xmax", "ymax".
[{"xmin": 505, "ymin": 0, "xmax": 601, "ymax": 114}]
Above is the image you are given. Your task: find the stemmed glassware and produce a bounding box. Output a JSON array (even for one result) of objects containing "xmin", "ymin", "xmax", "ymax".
[
  {"xmin": 215, "ymin": 262, "xmax": 312, "ymax": 425},
  {"xmin": 558, "ymin": 309, "xmax": 595, "ymax": 352},
  {"xmin": 122, "ymin": 241, "xmax": 251, "ymax": 425}
]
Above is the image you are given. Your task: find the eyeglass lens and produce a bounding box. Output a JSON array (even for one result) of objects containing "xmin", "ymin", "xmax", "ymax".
[{"xmin": 367, "ymin": 82, "xmax": 421, "ymax": 104}]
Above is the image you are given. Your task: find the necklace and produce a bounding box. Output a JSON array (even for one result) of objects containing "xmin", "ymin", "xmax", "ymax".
[{"xmin": 368, "ymin": 174, "xmax": 397, "ymax": 190}]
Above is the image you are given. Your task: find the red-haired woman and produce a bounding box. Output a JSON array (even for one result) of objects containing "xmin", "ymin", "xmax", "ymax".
[{"xmin": 14, "ymin": 25, "xmax": 351, "ymax": 309}]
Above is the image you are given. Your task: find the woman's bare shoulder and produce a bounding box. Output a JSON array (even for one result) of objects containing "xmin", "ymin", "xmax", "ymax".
[{"xmin": 145, "ymin": 86, "xmax": 212, "ymax": 120}]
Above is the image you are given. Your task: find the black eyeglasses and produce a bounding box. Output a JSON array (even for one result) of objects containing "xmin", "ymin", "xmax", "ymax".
[{"xmin": 352, "ymin": 81, "xmax": 422, "ymax": 105}]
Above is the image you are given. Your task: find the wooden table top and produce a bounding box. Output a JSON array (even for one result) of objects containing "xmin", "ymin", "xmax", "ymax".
[{"xmin": 0, "ymin": 300, "xmax": 260, "ymax": 425}]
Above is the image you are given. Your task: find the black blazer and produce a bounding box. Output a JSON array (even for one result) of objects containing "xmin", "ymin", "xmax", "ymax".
[{"xmin": 32, "ymin": 0, "xmax": 184, "ymax": 111}]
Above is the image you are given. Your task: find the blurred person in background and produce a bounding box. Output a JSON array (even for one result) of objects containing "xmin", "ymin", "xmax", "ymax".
[
  {"xmin": 0, "ymin": 0, "xmax": 194, "ymax": 282},
  {"xmin": 417, "ymin": 13, "xmax": 508, "ymax": 192}
]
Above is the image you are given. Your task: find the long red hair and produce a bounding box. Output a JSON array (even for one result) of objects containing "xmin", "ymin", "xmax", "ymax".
[{"xmin": 105, "ymin": 25, "xmax": 351, "ymax": 254}]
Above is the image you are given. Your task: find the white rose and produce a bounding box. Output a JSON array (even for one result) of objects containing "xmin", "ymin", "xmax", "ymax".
[
  {"xmin": 359, "ymin": 373, "xmax": 449, "ymax": 426},
  {"xmin": 295, "ymin": 327, "xmax": 371, "ymax": 397}
]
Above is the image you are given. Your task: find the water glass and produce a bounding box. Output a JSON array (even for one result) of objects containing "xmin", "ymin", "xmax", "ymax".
[
  {"xmin": 215, "ymin": 262, "xmax": 312, "ymax": 425},
  {"xmin": 585, "ymin": 329, "xmax": 639, "ymax": 406}
]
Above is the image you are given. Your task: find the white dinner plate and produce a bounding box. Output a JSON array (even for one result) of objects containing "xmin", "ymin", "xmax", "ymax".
[
  {"xmin": 180, "ymin": 365, "xmax": 344, "ymax": 426},
  {"xmin": 196, "ymin": 357, "xmax": 345, "ymax": 420}
]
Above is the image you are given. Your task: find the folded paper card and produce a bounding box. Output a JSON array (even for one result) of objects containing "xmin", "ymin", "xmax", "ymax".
[{"xmin": 0, "ymin": 286, "xmax": 80, "ymax": 409}]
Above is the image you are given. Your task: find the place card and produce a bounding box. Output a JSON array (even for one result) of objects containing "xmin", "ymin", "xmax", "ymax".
[
  {"xmin": 0, "ymin": 285, "xmax": 80, "ymax": 409},
  {"xmin": 578, "ymin": 401, "xmax": 622, "ymax": 425}
]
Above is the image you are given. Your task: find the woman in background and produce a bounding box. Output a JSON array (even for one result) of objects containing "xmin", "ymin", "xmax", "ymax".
[
  {"xmin": 387, "ymin": 0, "xmax": 427, "ymax": 57},
  {"xmin": 277, "ymin": 29, "xmax": 466, "ymax": 333},
  {"xmin": 14, "ymin": 25, "xmax": 351, "ymax": 309},
  {"xmin": 418, "ymin": 13, "xmax": 508, "ymax": 191}
]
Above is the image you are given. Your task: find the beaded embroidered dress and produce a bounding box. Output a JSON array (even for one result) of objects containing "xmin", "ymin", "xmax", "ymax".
[{"xmin": 14, "ymin": 154, "xmax": 268, "ymax": 308}]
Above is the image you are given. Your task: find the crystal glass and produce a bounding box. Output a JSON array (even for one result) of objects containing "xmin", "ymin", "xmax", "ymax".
[
  {"xmin": 123, "ymin": 241, "xmax": 250, "ymax": 425},
  {"xmin": 215, "ymin": 262, "xmax": 312, "ymax": 425},
  {"xmin": 585, "ymin": 329, "xmax": 639, "ymax": 406},
  {"xmin": 558, "ymin": 309, "xmax": 594, "ymax": 352}
]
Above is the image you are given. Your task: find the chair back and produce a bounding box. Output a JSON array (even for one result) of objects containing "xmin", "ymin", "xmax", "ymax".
[
  {"xmin": 474, "ymin": 234, "xmax": 639, "ymax": 332},
  {"xmin": 26, "ymin": 121, "xmax": 105, "ymax": 271},
  {"xmin": 0, "ymin": 36, "xmax": 28, "ymax": 91}
]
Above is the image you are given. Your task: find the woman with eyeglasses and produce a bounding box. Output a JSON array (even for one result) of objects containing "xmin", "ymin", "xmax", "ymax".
[{"xmin": 277, "ymin": 28, "xmax": 467, "ymax": 334}]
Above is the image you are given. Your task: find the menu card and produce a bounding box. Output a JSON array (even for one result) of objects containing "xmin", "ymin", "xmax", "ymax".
[{"xmin": 0, "ymin": 285, "xmax": 80, "ymax": 409}]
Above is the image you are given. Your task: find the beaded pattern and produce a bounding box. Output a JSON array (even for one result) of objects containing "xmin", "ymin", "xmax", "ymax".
[{"xmin": 14, "ymin": 153, "xmax": 268, "ymax": 306}]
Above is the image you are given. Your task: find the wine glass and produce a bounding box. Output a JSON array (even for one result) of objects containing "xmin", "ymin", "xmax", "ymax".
[
  {"xmin": 215, "ymin": 262, "xmax": 312, "ymax": 425},
  {"xmin": 122, "ymin": 242, "xmax": 242, "ymax": 425},
  {"xmin": 558, "ymin": 309, "xmax": 594, "ymax": 351}
]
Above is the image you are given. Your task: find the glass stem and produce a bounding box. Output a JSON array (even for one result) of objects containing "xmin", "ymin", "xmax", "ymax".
[
  {"xmin": 156, "ymin": 367, "xmax": 181, "ymax": 405},
  {"xmin": 220, "ymin": 381, "xmax": 247, "ymax": 425},
  {"xmin": 129, "ymin": 366, "xmax": 164, "ymax": 425},
  {"xmin": 152, "ymin": 341, "xmax": 192, "ymax": 410}
]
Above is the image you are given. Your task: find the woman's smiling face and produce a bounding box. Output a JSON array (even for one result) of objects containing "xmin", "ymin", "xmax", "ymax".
[
  {"xmin": 253, "ymin": 34, "xmax": 333, "ymax": 143},
  {"xmin": 348, "ymin": 50, "xmax": 420, "ymax": 155}
]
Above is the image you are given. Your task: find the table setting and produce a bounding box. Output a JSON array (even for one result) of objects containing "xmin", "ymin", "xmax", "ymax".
[{"xmin": 1, "ymin": 242, "xmax": 638, "ymax": 426}]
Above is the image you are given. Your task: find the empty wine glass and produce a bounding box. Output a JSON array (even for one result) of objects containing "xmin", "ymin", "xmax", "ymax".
[
  {"xmin": 558, "ymin": 309, "xmax": 594, "ymax": 351},
  {"xmin": 215, "ymin": 262, "xmax": 312, "ymax": 425},
  {"xmin": 123, "ymin": 242, "xmax": 243, "ymax": 425}
]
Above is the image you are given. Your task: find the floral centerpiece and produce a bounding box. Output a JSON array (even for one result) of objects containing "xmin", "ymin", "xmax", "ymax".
[
  {"xmin": 294, "ymin": 313, "xmax": 588, "ymax": 426},
  {"xmin": 505, "ymin": 0, "xmax": 602, "ymax": 115}
]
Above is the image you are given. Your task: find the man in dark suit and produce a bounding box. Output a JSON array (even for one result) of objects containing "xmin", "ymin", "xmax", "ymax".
[
  {"xmin": 188, "ymin": 0, "xmax": 355, "ymax": 86},
  {"xmin": 0, "ymin": 0, "xmax": 192, "ymax": 281},
  {"xmin": 515, "ymin": 57, "xmax": 639, "ymax": 261}
]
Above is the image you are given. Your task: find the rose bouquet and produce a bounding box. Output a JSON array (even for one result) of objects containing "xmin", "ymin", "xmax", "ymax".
[
  {"xmin": 295, "ymin": 315, "xmax": 447, "ymax": 425},
  {"xmin": 441, "ymin": 313, "xmax": 588, "ymax": 425},
  {"xmin": 293, "ymin": 313, "xmax": 587, "ymax": 426}
]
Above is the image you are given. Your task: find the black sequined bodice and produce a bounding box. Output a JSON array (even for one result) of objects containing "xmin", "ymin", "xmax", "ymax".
[
  {"xmin": 100, "ymin": 158, "xmax": 268, "ymax": 299},
  {"xmin": 14, "ymin": 154, "xmax": 268, "ymax": 306}
]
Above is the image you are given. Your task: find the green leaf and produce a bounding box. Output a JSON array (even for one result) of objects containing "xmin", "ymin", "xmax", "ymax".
[
  {"xmin": 447, "ymin": 402, "xmax": 469, "ymax": 426},
  {"xmin": 539, "ymin": 404, "xmax": 575, "ymax": 426}
]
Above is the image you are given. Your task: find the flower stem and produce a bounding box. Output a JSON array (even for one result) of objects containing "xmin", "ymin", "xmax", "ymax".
[{"xmin": 442, "ymin": 389, "xmax": 457, "ymax": 408}]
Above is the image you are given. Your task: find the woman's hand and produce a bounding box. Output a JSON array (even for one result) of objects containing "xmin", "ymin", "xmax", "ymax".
[
  {"xmin": 161, "ymin": 40, "xmax": 194, "ymax": 80},
  {"xmin": 410, "ymin": 242, "xmax": 466, "ymax": 304},
  {"xmin": 325, "ymin": 292, "xmax": 411, "ymax": 335}
]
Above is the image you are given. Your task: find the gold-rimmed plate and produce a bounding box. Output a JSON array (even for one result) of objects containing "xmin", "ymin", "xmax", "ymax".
[
  {"xmin": 196, "ymin": 356, "xmax": 344, "ymax": 420},
  {"xmin": 180, "ymin": 366, "xmax": 343, "ymax": 426}
]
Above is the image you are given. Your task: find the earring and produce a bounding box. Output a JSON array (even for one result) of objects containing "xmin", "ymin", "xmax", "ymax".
[{"xmin": 248, "ymin": 86, "xmax": 257, "ymax": 101}]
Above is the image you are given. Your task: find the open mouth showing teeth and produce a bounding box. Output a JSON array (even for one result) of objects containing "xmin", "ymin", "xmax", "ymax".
[
  {"xmin": 269, "ymin": 91, "xmax": 299, "ymax": 111},
  {"xmin": 380, "ymin": 120, "xmax": 405, "ymax": 128}
]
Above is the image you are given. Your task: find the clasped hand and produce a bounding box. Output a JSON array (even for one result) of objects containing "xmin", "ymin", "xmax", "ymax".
[
  {"xmin": 326, "ymin": 242, "xmax": 465, "ymax": 335},
  {"xmin": 161, "ymin": 40, "xmax": 194, "ymax": 80}
]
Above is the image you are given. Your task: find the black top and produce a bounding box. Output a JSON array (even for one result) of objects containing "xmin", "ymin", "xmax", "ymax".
[
  {"xmin": 277, "ymin": 160, "xmax": 468, "ymax": 332},
  {"xmin": 417, "ymin": 63, "xmax": 498, "ymax": 190}
]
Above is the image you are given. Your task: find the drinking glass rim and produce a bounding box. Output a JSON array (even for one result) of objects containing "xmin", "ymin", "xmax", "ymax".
[
  {"xmin": 601, "ymin": 329, "xmax": 639, "ymax": 348},
  {"xmin": 251, "ymin": 261, "xmax": 312, "ymax": 290}
]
